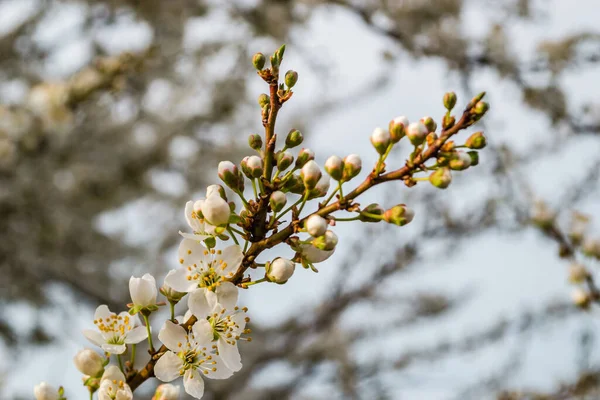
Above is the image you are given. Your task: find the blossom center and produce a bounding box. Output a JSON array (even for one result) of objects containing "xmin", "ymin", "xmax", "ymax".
[
  {"xmin": 209, "ymin": 307, "xmax": 251, "ymax": 345},
  {"xmin": 94, "ymin": 314, "xmax": 133, "ymax": 341}
]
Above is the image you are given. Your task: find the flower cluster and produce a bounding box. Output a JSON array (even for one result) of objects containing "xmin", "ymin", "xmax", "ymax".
[{"xmin": 34, "ymin": 45, "xmax": 490, "ymax": 399}]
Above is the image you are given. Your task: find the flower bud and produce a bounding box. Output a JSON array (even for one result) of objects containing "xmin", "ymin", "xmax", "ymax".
[
  {"xmin": 258, "ymin": 93, "xmax": 269, "ymax": 108},
  {"xmin": 74, "ymin": 349, "xmax": 104, "ymax": 377},
  {"xmin": 308, "ymin": 175, "xmax": 330, "ymax": 199},
  {"xmin": 300, "ymin": 160, "xmax": 322, "ymax": 190},
  {"xmin": 252, "ymin": 52, "xmax": 266, "ymax": 70},
  {"xmin": 34, "ymin": 382, "xmax": 58, "ymax": 400},
  {"xmin": 473, "ymin": 101, "xmax": 489, "ymax": 117},
  {"xmin": 569, "ymin": 212, "xmax": 590, "ymax": 245},
  {"xmin": 420, "ymin": 116, "xmax": 437, "ymax": 133},
  {"xmin": 267, "ymin": 258, "xmax": 295, "ymax": 283},
  {"xmin": 429, "ymin": 167, "xmax": 452, "ymax": 189},
  {"xmin": 285, "ymin": 129, "xmax": 303, "ymax": 148},
  {"xmin": 270, "ymin": 191, "xmax": 287, "ymax": 212},
  {"xmin": 443, "ymin": 114, "xmax": 455, "ymax": 129},
  {"xmin": 325, "ymin": 155, "xmax": 344, "ymax": 181},
  {"xmin": 201, "ymin": 193, "xmax": 231, "ymax": 226},
  {"xmin": 449, "ymin": 151, "xmax": 472, "ymax": 171},
  {"xmin": 465, "ymin": 131, "xmax": 486, "ymax": 149},
  {"xmin": 160, "ymin": 271, "xmax": 187, "ymax": 303},
  {"xmin": 312, "ymin": 230, "xmax": 338, "ymax": 251},
  {"xmin": 295, "ymin": 148, "xmax": 315, "ymax": 168},
  {"xmin": 218, "ymin": 161, "xmax": 241, "ymax": 190},
  {"xmin": 206, "ymin": 184, "xmax": 227, "ymax": 200},
  {"xmin": 426, "ymin": 132, "xmax": 438, "ymax": 146},
  {"xmin": 389, "ymin": 116, "xmax": 409, "ymax": 143},
  {"xmin": 531, "ymin": 201, "xmax": 555, "ymax": 228},
  {"xmin": 406, "ymin": 122, "xmax": 428, "ymax": 146},
  {"xmin": 443, "ymin": 92, "xmax": 457, "ymax": 110},
  {"xmin": 569, "ymin": 263, "xmax": 589, "ymax": 284},
  {"xmin": 342, "ymin": 154, "xmax": 362, "ymax": 181},
  {"xmin": 306, "ymin": 214, "xmax": 328, "ymax": 237},
  {"xmin": 285, "ymin": 70, "xmax": 298, "ymax": 88},
  {"xmin": 277, "ymin": 150, "xmax": 294, "ymax": 171},
  {"xmin": 383, "ymin": 204, "xmax": 414, "ymax": 226},
  {"xmin": 582, "ymin": 238, "xmax": 600, "ymax": 259},
  {"xmin": 359, "ymin": 203, "xmax": 385, "ymax": 222},
  {"xmin": 467, "ymin": 151, "xmax": 479, "ymax": 166},
  {"xmin": 248, "ymin": 133, "xmax": 263, "ymax": 150},
  {"xmin": 129, "ymin": 273, "xmax": 158, "ymax": 308},
  {"xmin": 370, "ymin": 127, "xmax": 391, "ymax": 155},
  {"xmin": 153, "ymin": 384, "xmax": 180, "ymax": 400},
  {"xmin": 241, "ymin": 155, "xmax": 263, "ymax": 179},
  {"xmin": 572, "ymin": 288, "xmax": 590, "ymax": 309},
  {"xmin": 282, "ymin": 173, "xmax": 305, "ymax": 194}
]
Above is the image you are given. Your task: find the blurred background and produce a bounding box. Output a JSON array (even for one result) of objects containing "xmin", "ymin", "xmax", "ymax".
[{"xmin": 1, "ymin": 0, "xmax": 600, "ymax": 399}]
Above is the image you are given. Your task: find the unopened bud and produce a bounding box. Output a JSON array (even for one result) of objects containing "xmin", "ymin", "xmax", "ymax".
[
  {"xmin": 420, "ymin": 116, "xmax": 437, "ymax": 133},
  {"xmin": 285, "ymin": 129, "xmax": 303, "ymax": 148},
  {"xmin": 443, "ymin": 92, "xmax": 457, "ymax": 110},
  {"xmin": 218, "ymin": 161, "xmax": 241, "ymax": 190},
  {"xmin": 467, "ymin": 151, "xmax": 479, "ymax": 166},
  {"xmin": 258, "ymin": 93, "xmax": 270, "ymax": 108},
  {"xmin": 153, "ymin": 383, "xmax": 180, "ymax": 400},
  {"xmin": 74, "ymin": 349, "xmax": 104, "ymax": 377},
  {"xmin": 572, "ymin": 288, "xmax": 590, "ymax": 309},
  {"xmin": 252, "ymin": 53, "xmax": 266, "ymax": 70},
  {"xmin": 531, "ymin": 201, "xmax": 555, "ymax": 228},
  {"xmin": 359, "ymin": 203, "xmax": 385, "ymax": 222},
  {"xmin": 473, "ymin": 101, "xmax": 489, "ymax": 116},
  {"xmin": 300, "ymin": 160, "xmax": 322, "ymax": 190},
  {"xmin": 308, "ymin": 175, "xmax": 330, "ymax": 199},
  {"xmin": 569, "ymin": 263, "xmax": 589, "ymax": 284},
  {"xmin": 282, "ymin": 173, "xmax": 305, "ymax": 194},
  {"xmin": 406, "ymin": 122, "xmax": 428, "ymax": 146},
  {"xmin": 312, "ymin": 230, "xmax": 338, "ymax": 251},
  {"xmin": 295, "ymin": 148, "xmax": 315, "ymax": 168},
  {"xmin": 443, "ymin": 114, "xmax": 455, "ymax": 129},
  {"xmin": 342, "ymin": 154, "xmax": 362, "ymax": 181},
  {"xmin": 285, "ymin": 70, "xmax": 298, "ymax": 88},
  {"xmin": 34, "ymin": 382, "xmax": 58, "ymax": 400},
  {"xmin": 267, "ymin": 258, "xmax": 295, "ymax": 283},
  {"xmin": 370, "ymin": 127, "xmax": 391, "ymax": 155},
  {"xmin": 241, "ymin": 155, "xmax": 263, "ymax": 179},
  {"xmin": 270, "ymin": 191, "xmax": 287, "ymax": 212},
  {"xmin": 201, "ymin": 192, "xmax": 231, "ymax": 226},
  {"xmin": 429, "ymin": 167, "xmax": 452, "ymax": 189},
  {"xmin": 449, "ymin": 151, "xmax": 472, "ymax": 171},
  {"xmin": 325, "ymin": 155, "xmax": 344, "ymax": 181},
  {"xmin": 426, "ymin": 132, "xmax": 438, "ymax": 146},
  {"xmin": 160, "ymin": 271, "xmax": 186, "ymax": 303},
  {"xmin": 206, "ymin": 184, "xmax": 227, "ymax": 200},
  {"xmin": 383, "ymin": 204, "xmax": 414, "ymax": 226},
  {"xmin": 389, "ymin": 116, "xmax": 409, "ymax": 143},
  {"xmin": 465, "ymin": 131, "xmax": 486, "ymax": 149},
  {"xmin": 306, "ymin": 214, "xmax": 328, "ymax": 237},
  {"xmin": 582, "ymin": 238, "xmax": 600, "ymax": 259},
  {"xmin": 248, "ymin": 134, "xmax": 262, "ymax": 150},
  {"xmin": 569, "ymin": 212, "xmax": 590, "ymax": 245},
  {"xmin": 277, "ymin": 150, "xmax": 294, "ymax": 171}
]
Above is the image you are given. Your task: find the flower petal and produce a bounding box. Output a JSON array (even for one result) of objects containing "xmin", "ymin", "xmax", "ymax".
[
  {"xmin": 178, "ymin": 239, "xmax": 210, "ymax": 271},
  {"xmin": 124, "ymin": 326, "xmax": 148, "ymax": 344},
  {"xmin": 191, "ymin": 319, "xmax": 213, "ymax": 346},
  {"xmin": 188, "ymin": 289, "xmax": 214, "ymax": 318},
  {"xmin": 101, "ymin": 365, "xmax": 126, "ymax": 382},
  {"xmin": 155, "ymin": 351, "xmax": 183, "ymax": 382},
  {"xmin": 214, "ymin": 282, "xmax": 238, "ymax": 311},
  {"xmin": 217, "ymin": 245, "xmax": 243, "ymax": 279},
  {"xmin": 101, "ymin": 343, "xmax": 126, "ymax": 354},
  {"xmin": 179, "ymin": 231, "xmax": 209, "ymax": 241},
  {"xmin": 164, "ymin": 268, "xmax": 196, "ymax": 293},
  {"xmin": 183, "ymin": 369, "xmax": 205, "ymax": 399},
  {"xmin": 205, "ymin": 355, "xmax": 234, "ymax": 380},
  {"xmin": 217, "ymin": 337, "xmax": 242, "ymax": 372},
  {"xmin": 83, "ymin": 329, "xmax": 104, "ymax": 347},
  {"xmin": 158, "ymin": 320, "xmax": 188, "ymax": 352},
  {"xmin": 94, "ymin": 305, "xmax": 113, "ymax": 321}
]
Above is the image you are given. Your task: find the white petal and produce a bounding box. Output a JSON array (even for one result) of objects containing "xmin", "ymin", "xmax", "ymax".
[
  {"xmin": 119, "ymin": 312, "xmax": 137, "ymax": 329},
  {"xmin": 217, "ymin": 245, "xmax": 243, "ymax": 279},
  {"xmin": 214, "ymin": 282, "xmax": 238, "ymax": 311},
  {"xmin": 124, "ymin": 326, "xmax": 148, "ymax": 344},
  {"xmin": 205, "ymin": 355, "xmax": 234, "ymax": 380},
  {"xmin": 188, "ymin": 289, "xmax": 214, "ymax": 318},
  {"xmin": 158, "ymin": 320, "xmax": 188, "ymax": 352},
  {"xmin": 101, "ymin": 343, "xmax": 126, "ymax": 354},
  {"xmin": 183, "ymin": 369, "xmax": 205, "ymax": 399},
  {"xmin": 155, "ymin": 351, "xmax": 184, "ymax": 382},
  {"xmin": 191, "ymin": 319, "xmax": 213, "ymax": 346},
  {"xmin": 83, "ymin": 329, "xmax": 104, "ymax": 347},
  {"xmin": 94, "ymin": 305, "xmax": 113, "ymax": 321},
  {"xmin": 179, "ymin": 231, "xmax": 209, "ymax": 241},
  {"xmin": 184, "ymin": 201, "xmax": 195, "ymax": 229},
  {"xmin": 230, "ymin": 311, "xmax": 247, "ymax": 334},
  {"xmin": 116, "ymin": 388, "xmax": 133, "ymax": 400},
  {"xmin": 164, "ymin": 268, "xmax": 197, "ymax": 293},
  {"xmin": 129, "ymin": 274, "xmax": 157, "ymax": 307},
  {"xmin": 101, "ymin": 365, "xmax": 126, "ymax": 382},
  {"xmin": 178, "ymin": 239, "xmax": 210, "ymax": 271},
  {"xmin": 217, "ymin": 337, "xmax": 242, "ymax": 372}
]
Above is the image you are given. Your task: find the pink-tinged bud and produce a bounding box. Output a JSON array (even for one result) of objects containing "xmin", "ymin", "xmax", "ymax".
[
  {"xmin": 572, "ymin": 288, "xmax": 590, "ymax": 309},
  {"xmin": 325, "ymin": 155, "xmax": 344, "ymax": 181},
  {"xmin": 206, "ymin": 184, "xmax": 226, "ymax": 200},
  {"xmin": 153, "ymin": 383, "xmax": 180, "ymax": 400},
  {"xmin": 245, "ymin": 155, "xmax": 263, "ymax": 178},
  {"xmin": 449, "ymin": 151, "xmax": 472, "ymax": 171},
  {"xmin": 569, "ymin": 263, "xmax": 589, "ymax": 284},
  {"xmin": 295, "ymin": 148, "xmax": 315, "ymax": 168},
  {"xmin": 285, "ymin": 129, "xmax": 303, "ymax": 148},
  {"xmin": 312, "ymin": 230, "xmax": 338, "ymax": 251},
  {"xmin": 285, "ymin": 70, "xmax": 299, "ymax": 88},
  {"xmin": 443, "ymin": 92, "xmax": 457, "ymax": 110},
  {"xmin": 201, "ymin": 193, "xmax": 231, "ymax": 226},
  {"xmin": 342, "ymin": 154, "xmax": 362, "ymax": 181},
  {"xmin": 267, "ymin": 258, "xmax": 295, "ymax": 283},
  {"xmin": 359, "ymin": 203, "xmax": 385, "ymax": 222},
  {"xmin": 74, "ymin": 349, "xmax": 104, "ymax": 377},
  {"xmin": 370, "ymin": 127, "xmax": 391, "ymax": 155},
  {"xmin": 308, "ymin": 175, "xmax": 330, "ymax": 199},
  {"xmin": 277, "ymin": 150, "xmax": 294, "ymax": 171},
  {"xmin": 34, "ymin": 382, "xmax": 58, "ymax": 400},
  {"xmin": 383, "ymin": 204, "xmax": 414, "ymax": 226},
  {"xmin": 420, "ymin": 116, "xmax": 437, "ymax": 133},
  {"xmin": 282, "ymin": 173, "xmax": 305, "ymax": 194},
  {"xmin": 389, "ymin": 116, "xmax": 409, "ymax": 143},
  {"xmin": 429, "ymin": 167, "xmax": 452, "ymax": 189},
  {"xmin": 300, "ymin": 160, "xmax": 322, "ymax": 190},
  {"xmin": 406, "ymin": 122, "xmax": 428, "ymax": 146},
  {"xmin": 258, "ymin": 93, "xmax": 269, "ymax": 107},
  {"xmin": 270, "ymin": 191, "xmax": 287, "ymax": 212},
  {"xmin": 218, "ymin": 161, "xmax": 240, "ymax": 190},
  {"xmin": 248, "ymin": 133, "xmax": 262, "ymax": 150},
  {"xmin": 252, "ymin": 53, "xmax": 266, "ymax": 70},
  {"xmin": 465, "ymin": 131, "xmax": 486, "ymax": 149},
  {"xmin": 306, "ymin": 214, "xmax": 328, "ymax": 237}
]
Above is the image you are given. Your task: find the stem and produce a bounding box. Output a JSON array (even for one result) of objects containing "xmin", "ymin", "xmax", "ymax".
[
  {"xmin": 251, "ymin": 179, "xmax": 258, "ymax": 199},
  {"xmin": 322, "ymin": 186, "xmax": 340, "ymax": 206},
  {"xmin": 333, "ymin": 215, "xmax": 361, "ymax": 222},
  {"xmin": 277, "ymin": 197, "xmax": 304, "ymax": 221},
  {"xmin": 297, "ymin": 191, "xmax": 310, "ymax": 216},
  {"xmin": 227, "ymin": 227, "xmax": 240, "ymax": 245},
  {"xmin": 236, "ymin": 190, "xmax": 250, "ymax": 208},
  {"xmin": 338, "ymin": 181, "xmax": 345, "ymax": 200},
  {"xmin": 117, "ymin": 354, "xmax": 124, "ymax": 373},
  {"xmin": 280, "ymin": 168, "xmax": 297, "ymax": 183},
  {"xmin": 169, "ymin": 302, "xmax": 175, "ymax": 322},
  {"xmin": 130, "ymin": 344, "xmax": 136, "ymax": 367},
  {"xmin": 244, "ymin": 277, "xmax": 268, "ymax": 287},
  {"xmin": 89, "ymin": 390, "xmax": 93, "ymax": 400},
  {"xmin": 375, "ymin": 144, "xmax": 394, "ymax": 174},
  {"xmin": 142, "ymin": 313, "xmax": 155, "ymax": 353},
  {"xmin": 412, "ymin": 177, "xmax": 429, "ymax": 182},
  {"xmin": 243, "ymin": 239, "xmax": 249, "ymax": 252}
]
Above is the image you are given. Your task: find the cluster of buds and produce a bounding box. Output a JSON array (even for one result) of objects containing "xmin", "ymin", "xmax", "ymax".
[{"xmin": 35, "ymin": 46, "xmax": 491, "ymax": 399}]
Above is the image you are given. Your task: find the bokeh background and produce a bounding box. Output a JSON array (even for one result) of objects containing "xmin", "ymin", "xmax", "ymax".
[{"xmin": 2, "ymin": 0, "xmax": 600, "ymax": 399}]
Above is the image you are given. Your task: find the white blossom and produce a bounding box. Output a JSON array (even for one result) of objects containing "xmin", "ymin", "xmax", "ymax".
[
  {"xmin": 267, "ymin": 258, "xmax": 295, "ymax": 283},
  {"xmin": 155, "ymin": 320, "xmax": 233, "ymax": 399},
  {"xmin": 305, "ymin": 215, "xmax": 328, "ymax": 237},
  {"xmin": 299, "ymin": 243, "xmax": 334, "ymax": 263},
  {"xmin": 129, "ymin": 273, "xmax": 158, "ymax": 308},
  {"xmin": 73, "ymin": 348, "xmax": 104, "ymax": 377},
  {"xmin": 153, "ymin": 383, "xmax": 181, "ymax": 400},
  {"xmin": 98, "ymin": 366, "xmax": 133, "ymax": 400},
  {"xmin": 83, "ymin": 305, "xmax": 147, "ymax": 354},
  {"xmin": 201, "ymin": 193, "xmax": 230, "ymax": 227},
  {"xmin": 34, "ymin": 382, "xmax": 58, "ymax": 400}
]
